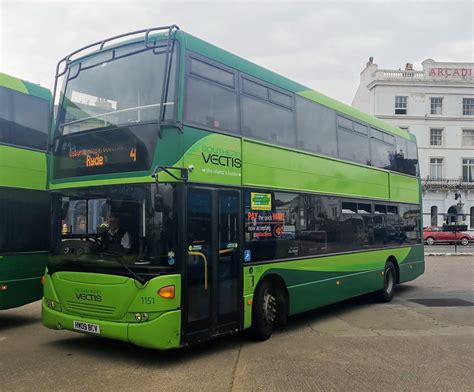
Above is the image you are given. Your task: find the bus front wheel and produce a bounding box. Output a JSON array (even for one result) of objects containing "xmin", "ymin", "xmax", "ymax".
[
  {"xmin": 249, "ymin": 280, "xmax": 277, "ymax": 341},
  {"xmin": 377, "ymin": 261, "xmax": 397, "ymax": 302}
]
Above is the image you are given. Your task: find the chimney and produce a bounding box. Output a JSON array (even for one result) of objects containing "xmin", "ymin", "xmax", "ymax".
[{"xmin": 366, "ymin": 56, "xmax": 374, "ymax": 67}]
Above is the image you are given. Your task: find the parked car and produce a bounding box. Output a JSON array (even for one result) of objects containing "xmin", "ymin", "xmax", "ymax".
[{"xmin": 423, "ymin": 226, "xmax": 473, "ymax": 246}]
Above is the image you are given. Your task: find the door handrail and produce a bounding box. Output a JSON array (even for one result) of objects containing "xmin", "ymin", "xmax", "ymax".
[{"xmin": 188, "ymin": 251, "xmax": 208, "ymax": 289}]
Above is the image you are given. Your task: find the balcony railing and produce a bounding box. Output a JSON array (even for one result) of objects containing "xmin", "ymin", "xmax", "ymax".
[
  {"xmin": 422, "ymin": 177, "xmax": 474, "ymax": 190},
  {"xmin": 376, "ymin": 70, "xmax": 425, "ymax": 80}
]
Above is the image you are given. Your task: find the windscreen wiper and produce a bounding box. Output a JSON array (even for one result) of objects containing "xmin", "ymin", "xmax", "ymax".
[{"xmin": 100, "ymin": 251, "xmax": 146, "ymax": 284}]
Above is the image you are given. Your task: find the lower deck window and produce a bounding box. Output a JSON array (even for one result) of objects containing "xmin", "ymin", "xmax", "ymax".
[
  {"xmin": 0, "ymin": 187, "xmax": 50, "ymax": 253},
  {"xmin": 244, "ymin": 190, "xmax": 421, "ymax": 263}
]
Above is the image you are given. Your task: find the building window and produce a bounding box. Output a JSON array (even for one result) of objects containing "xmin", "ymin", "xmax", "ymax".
[
  {"xmin": 463, "ymin": 98, "xmax": 474, "ymax": 115},
  {"xmin": 429, "ymin": 158, "xmax": 443, "ymax": 179},
  {"xmin": 395, "ymin": 96, "xmax": 408, "ymax": 115},
  {"xmin": 430, "ymin": 97, "xmax": 443, "ymax": 115},
  {"xmin": 462, "ymin": 130, "xmax": 474, "ymax": 146},
  {"xmin": 430, "ymin": 128, "xmax": 443, "ymax": 146},
  {"xmin": 462, "ymin": 158, "xmax": 474, "ymax": 182},
  {"xmin": 430, "ymin": 206, "xmax": 438, "ymax": 227},
  {"xmin": 470, "ymin": 207, "xmax": 474, "ymax": 229}
]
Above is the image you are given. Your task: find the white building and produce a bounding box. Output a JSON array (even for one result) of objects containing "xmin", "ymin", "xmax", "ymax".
[{"xmin": 352, "ymin": 58, "xmax": 474, "ymax": 231}]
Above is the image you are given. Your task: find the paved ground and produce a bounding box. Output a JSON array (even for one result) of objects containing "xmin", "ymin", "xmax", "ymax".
[
  {"xmin": 1, "ymin": 256, "xmax": 473, "ymax": 392},
  {"xmin": 425, "ymin": 243, "xmax": 474, "ymax": 255}
]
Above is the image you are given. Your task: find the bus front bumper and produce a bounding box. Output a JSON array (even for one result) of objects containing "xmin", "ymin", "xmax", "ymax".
[{"xmin": 42, "ymin": 301, "xmax": 181, "ymax": 350}]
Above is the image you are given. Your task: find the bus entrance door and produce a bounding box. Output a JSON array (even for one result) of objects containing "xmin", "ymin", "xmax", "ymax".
[{"xmin": 185, "ymin": 187, "xmax": 241, "ymax": 343}]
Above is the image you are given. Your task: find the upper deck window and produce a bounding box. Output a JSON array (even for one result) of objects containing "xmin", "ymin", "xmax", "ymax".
[
  {"xmin": 186, "ymin": 77, "xmax": 239, "ymax": 132},
  {"xmin": 0, "ymin": 86, "xmax": 49, "ymax": 151},
  {"xmin": 337, "ymin": 116, "xmax": 353, "ymax": 131},
  {"xmin": 57, "ymin": 42, "xmax": 177, "ymax": 136},
  {"xmin": 338, "ymin": 127, "xmax": 370, "ymax": 165},
  {"xmin": 241, "ymin": 95, "xmax": 295, "ymax": 147},
  {"xmin": 269, "ymin": 89, "xmax": 292, "ymax": 108},
  {"xmin": 0, "ymin": 87, "xmax": 9, "ymax": 143},
  {"xmin": 243, "ymin": 78, "xmax": 268, "ymax": 100},
  {"xmin": 240, "ymin": 76, "xmax": 295, "ymax": 147},
  {"xmin": 353, "ymin": 122, "xmax": 368, "ymax": 135},
  {"xmin": 295, "ymin": 96, "xmax": 337, "ymax": 158},
  {"xmin": 185, "ymin": 55, "xmax": 239, "ymax": 133},
  {"xmin": 190, "ymin": 58, "xmax": 235, "ymax": 88}
]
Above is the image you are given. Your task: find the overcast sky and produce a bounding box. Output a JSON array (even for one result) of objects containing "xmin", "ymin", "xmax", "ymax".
[{"xmin": 1, "ymin": 0, "xmax": 472, "ymax": 104}]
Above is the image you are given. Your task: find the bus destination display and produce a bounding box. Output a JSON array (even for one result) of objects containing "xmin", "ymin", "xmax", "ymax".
[
  {"xmin": 53, "ymin": 124, "xmax": 156, "ymax": 178},
  {"xmin": 68, "ymin": 144, "xmax": 137, "ymax": 168}
]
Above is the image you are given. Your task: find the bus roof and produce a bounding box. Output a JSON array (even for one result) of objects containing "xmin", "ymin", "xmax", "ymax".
[{"xmin": 0, "ymin": 72, "xmax": 52, "ymax": 102}]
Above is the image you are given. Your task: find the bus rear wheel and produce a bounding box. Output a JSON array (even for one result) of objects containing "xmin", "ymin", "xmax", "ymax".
[
  {"xmin": 377, "ymin": 261, "xmax": 396, "ymax": 302},
  {"xmin": 249, "ymin": 280, "xmax": 277, "ymax": 341}
]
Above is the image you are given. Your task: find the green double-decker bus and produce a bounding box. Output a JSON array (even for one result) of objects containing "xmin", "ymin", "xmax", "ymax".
[
  {"xmin": 43, "ymin": 26, "xmax": 424, "ymax": 348},
  {"xmin": 0, "ymin": 73, "xmax": 51, "ymax": 310}
]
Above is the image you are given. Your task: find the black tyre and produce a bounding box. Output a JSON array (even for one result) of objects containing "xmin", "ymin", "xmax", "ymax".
[
  {"xmin": 377, "ymin": 261, "xmax": 397, "ymax": 302},
  {"xmin": 248, "ymin": 279, "xmax": 278, "ymax": 341}
]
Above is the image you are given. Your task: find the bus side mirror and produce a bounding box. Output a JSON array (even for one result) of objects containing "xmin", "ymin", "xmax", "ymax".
[{"xmin": 151, "ymin": 165, "xmax": 189, "ymax": 183}]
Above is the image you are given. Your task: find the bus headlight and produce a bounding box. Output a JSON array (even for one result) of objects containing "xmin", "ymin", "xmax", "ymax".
[
  {"xmin": 134, "ymin": 313, "xmax": 149, "ymax": 322},
  {"xmin": 46, "ymin": 299, "xmax": 56, "ymax": 309}
]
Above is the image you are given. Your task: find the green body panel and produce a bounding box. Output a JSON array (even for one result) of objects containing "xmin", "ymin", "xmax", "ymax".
[
  {"xmin": 42, "ymin": 304, "xmax": 181, "ymax": 350},
  {"xmin": 0, "ymin": 145, "xmax": 47, "ymax": 189},
  {"xmin": 182, "ymin": 129, "xmax": 242, "ymax": 186},
  {"xmin": 43, "ymin": 271, "xmax": 182, "ymax": 349},
  {"xmin": 389, "ymin": 172, "xmax": 420, "ymax": 204},
  {"xmin": 243, "ymin": 244, "xmax": 424, "ymax": 326},
  {"xmin": 0, "ymin": 253, "xmax": 48, "ymax": 310},
  {"xmin": 242, "ymin": 139, "xmax": 389, "ymax": 199}
]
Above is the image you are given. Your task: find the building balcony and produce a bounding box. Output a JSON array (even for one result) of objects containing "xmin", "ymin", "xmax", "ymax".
[
  {"xmin": 422, "ymin": 177, "xmax": 474, "ymax": 191},
  {"xmin": 375, "ymin": 69, "xmax": 425, "ymax": 80},
  {"xmin": 370, "ymin": 69, "xmax": 474, "ymax": 85}
]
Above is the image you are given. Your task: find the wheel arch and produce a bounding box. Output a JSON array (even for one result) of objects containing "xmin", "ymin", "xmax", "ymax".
[
  {"xmin": 258, "ymin": 272, "xmax": 290, "ymax": 325},
  {"xmin": 386, "ymin": 255, "xmax": 400, "ymax": 284}
]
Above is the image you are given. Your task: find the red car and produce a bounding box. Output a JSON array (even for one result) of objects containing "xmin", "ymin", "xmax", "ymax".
[{"xmin": 423, "ymin": 226, "xmax": 473, "ymax": 246}]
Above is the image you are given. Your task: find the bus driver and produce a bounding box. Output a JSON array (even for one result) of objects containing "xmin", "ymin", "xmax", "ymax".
[{"xmin": 107, "ymin": 214, "xmax": 132, "ymax": 250}]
